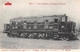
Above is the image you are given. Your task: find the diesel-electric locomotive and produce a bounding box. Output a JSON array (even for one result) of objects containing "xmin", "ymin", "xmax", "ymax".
[{"xmin": 3, "ymin": 14, "xmax": 77, "ymax": 40}]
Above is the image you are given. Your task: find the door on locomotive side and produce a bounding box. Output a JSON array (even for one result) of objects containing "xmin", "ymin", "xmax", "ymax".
[
  {"xmin": 44, "ymin": 19, "xmax": 49, "ymax": 29},
  {"xmin": 23, "ymin": 21, "xmax": 27, "ymax": 29},
  {"xmin": 53, "ymin": 18, "xmax": 59, "ymax": 32}
]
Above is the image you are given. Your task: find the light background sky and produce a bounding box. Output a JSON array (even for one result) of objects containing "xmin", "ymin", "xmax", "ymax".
[{"xmin": 0, "ymin": 0, "xmax": 80, "ymax": 31}]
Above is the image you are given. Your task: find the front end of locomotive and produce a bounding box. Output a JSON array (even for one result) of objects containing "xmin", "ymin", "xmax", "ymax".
[{"xmin": 57, "ymin": 14, "xmax": 78, "ymax": 40}]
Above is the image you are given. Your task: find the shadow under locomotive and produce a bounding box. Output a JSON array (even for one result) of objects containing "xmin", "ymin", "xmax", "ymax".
[{"xmin": 3, "ymin": 14, "xmax": 79, "ymax": 41}]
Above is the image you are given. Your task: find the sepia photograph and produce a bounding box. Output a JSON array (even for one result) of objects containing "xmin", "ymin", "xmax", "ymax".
[{"xmin": 0, "ymin": 0, "xmax": 80, "ymax": 52}]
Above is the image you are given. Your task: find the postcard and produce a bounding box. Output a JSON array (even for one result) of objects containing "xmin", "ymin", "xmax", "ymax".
[{"xmin": 0, "ymin": 0, "xmax": 80, "ymax": 52}]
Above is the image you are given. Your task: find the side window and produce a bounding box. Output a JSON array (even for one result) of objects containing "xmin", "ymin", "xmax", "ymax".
[
  {"xmin": 34, "ymin": 24, "xmax": 37, "ymax": 29},
  {"xmin": 45, "ymin": 24, "xmax": 48, "ymax": 29},
  {"xmin": 45, "ymin": 19, "xmax": 48, "ymax": 29},
  {"xmin": 44, "ymin": 19, "xmax": 48, "ymax": 23},
  {"xmin": 15, "ymin": 22, "xmax": 18, "ymax": 25},
  {"xmin": 23, "ymin": 23, "xmax": 27, "ymax": 29},
  {"xmin": 46, "ymin": 20, "xmax": 48, "ymax": 22},
  {"xmin": 54, "ymin": 19, "xmax": 58, "ymax": 23},
  {"xmin": 34, "ymin": 21, "xmax": 37, "ymax": 29},
  {"xmin": 62, "ymin": 17, "xmax": 65, "ymax": 22}
]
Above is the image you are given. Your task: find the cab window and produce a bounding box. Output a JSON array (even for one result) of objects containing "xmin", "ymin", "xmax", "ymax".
[
  {"xmin": 54, "ymin": 19, "xmax": 58, "ymax": 23},
  {"xmin": 62, "ymin": 17, "xmax": 65, "ymax": 22}
]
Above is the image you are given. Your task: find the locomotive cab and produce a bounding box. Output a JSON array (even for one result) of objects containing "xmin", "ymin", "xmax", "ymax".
[
  {"xmin": 57, "ymin": 15, "xmax": 77, "ymax": 40},
  {"xmin": 3, "ymin": 24, "xmax": 10, "ymax": 33}
]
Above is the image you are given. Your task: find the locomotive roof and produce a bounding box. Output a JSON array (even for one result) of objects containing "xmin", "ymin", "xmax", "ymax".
[{"xmin": 10, "ymin": 14, "xmax": 67, "ymax": 22}]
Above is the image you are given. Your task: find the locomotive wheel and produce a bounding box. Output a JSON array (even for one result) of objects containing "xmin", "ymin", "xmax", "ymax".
[
  {"xmin": 20, "ymin": 33, "xmax": 26, "ymax": 38},
  {"xmin": 28, "ymin": 34, "xmax": 33, "ymax": 38},
  {"xmin": 8, "ymin": 32, "xmax": 14, "ymax": 37},
  {"xmin": 72, "ymin": 35, "xmax": 78, "ymax": 40},
  {"xmin": 45, "ymin": 34, "xmax": 48, "ymax": 39},
  {"xmin": 23, "ymin": 33, "xmax": 29, "ymax": 38},
  {"xmin": 37, "ymin": 33, "xmax": 45, "ymax": 39},
  {"xmin": 39, "ymin": 33, "xmax": 45, "ymax": 39},
  {"xmin": 61, "ymin": 37, "xmax": 69, "ymax": 41},
  {"xmin": 10, "ymin": 31, "xmax": 18, "ymax": 38},
  {"xmin": 25, "ymin": 34, "xmax": 29, "ymax": 38},
  {"xmin": 38, "ymin": 33, "xmax": 42, "ymax": 39},
  {"xmin": 15, "ymin": 32, "xmax": 20, "ymax": 38},
  {"xmin": 33, "ymin": 33, "xmax": 38, "ymax": 39},
  {"xmin": 7, "ymin": 33, "xmax": 12, "ymax": 37}
]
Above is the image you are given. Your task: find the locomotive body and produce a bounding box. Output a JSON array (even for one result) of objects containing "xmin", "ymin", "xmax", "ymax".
[{"xmin": 3, "ymin": 14, "xmax": 77, "ymax": 40}]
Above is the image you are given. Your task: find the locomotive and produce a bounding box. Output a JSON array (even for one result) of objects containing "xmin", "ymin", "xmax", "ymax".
[{"xmin": 3, "ymin": 14, "xmax": 78, "ymax": 40}]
